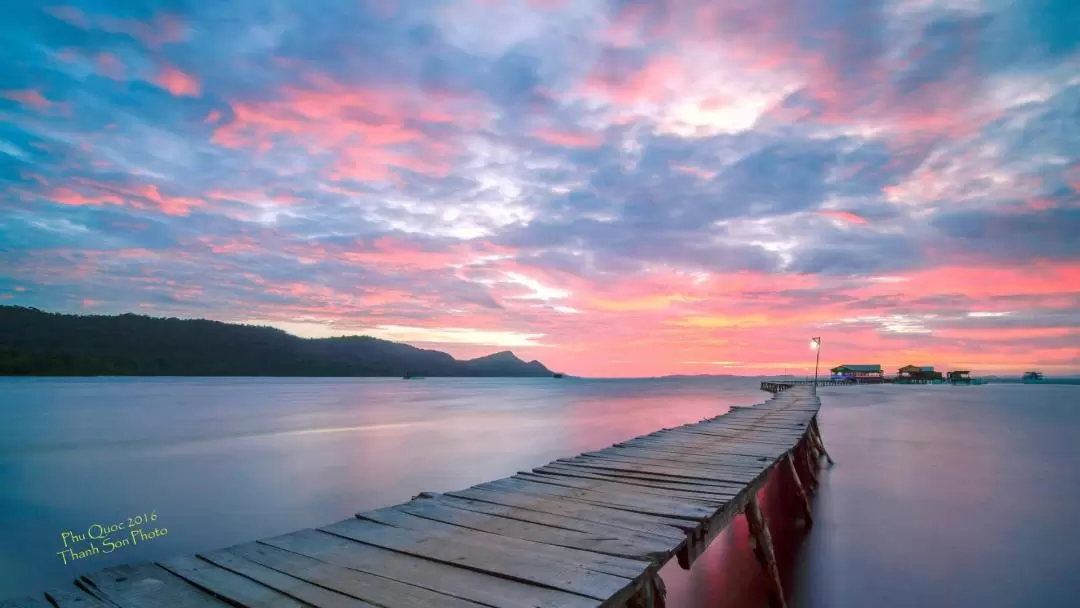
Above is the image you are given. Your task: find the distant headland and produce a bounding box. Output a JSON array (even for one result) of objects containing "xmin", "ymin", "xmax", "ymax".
[{"xmin": 0, "ymin": 306, "xmax": 557, "ymax": 378}]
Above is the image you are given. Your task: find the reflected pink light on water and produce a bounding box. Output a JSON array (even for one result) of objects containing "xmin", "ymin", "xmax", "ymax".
[{"xmin": 664, "ymin": 463, "xmax": 813, "ymax": 607}]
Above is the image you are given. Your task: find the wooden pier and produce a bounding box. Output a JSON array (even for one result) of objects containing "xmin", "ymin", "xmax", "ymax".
[
  {"xmin": 760, "ymin": 379, "xmax": 852, "ymax": 392},
  {"xmin": 7, "ymin": 386, "xmax": 828, "ymax": 608}
]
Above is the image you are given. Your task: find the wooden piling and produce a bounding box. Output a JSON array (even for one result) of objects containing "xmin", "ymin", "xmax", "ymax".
[
  {"xmin": 811, "ymin": 417, "xmax": 836, "ymax": 465},
  {"xmin": 795, "ymin": 438, "xmax": 819, "ymax": 489},
  {"xmin": 744, "ymin": 495, "xmax": 787, "ymax": 608},
  {"xmin": 785, "ymin": 453, "xmax": 813, "ymax": 527}
]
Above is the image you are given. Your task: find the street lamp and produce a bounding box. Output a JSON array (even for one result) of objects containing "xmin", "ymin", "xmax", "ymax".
[{"xmin": 810, "ymin": 337, "xmax": 821, "ymax": 390}]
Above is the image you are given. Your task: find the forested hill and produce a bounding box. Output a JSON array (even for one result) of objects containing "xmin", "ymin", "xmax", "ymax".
[{"xmin": 0, "ymin": 306, "xmax": 556, "ymax": 377}]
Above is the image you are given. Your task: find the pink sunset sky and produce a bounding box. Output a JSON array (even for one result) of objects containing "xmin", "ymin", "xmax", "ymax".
[{"xmin": 1, "ymin": 0, "xmax": 1078, "ymax": 376}]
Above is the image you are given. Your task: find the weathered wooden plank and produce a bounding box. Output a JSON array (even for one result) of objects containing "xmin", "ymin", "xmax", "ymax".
[
  {"xmin": 447, "ymin": 486, "xmax": 691, "ymax": 536},
  {"xmin": 80, "ymin": 564, "xmax": 230, "ymax": 608},
  {"xmin": 389, "ymin": 499, "xmax": 677, "ymax": 562},
  {"xmin": 228, "ymin": 542, "xmax": 485, "ymax": 608},
  {"xmin": 447, "ymin": 485, "xmax": 689, "ymax": 539},
  {"xmin": 158, "ymin": 554, "xmax": 308, "ymax": 608},
  {"xmin": 533, "ymin": 464, "xmax": 744, "ymax": 497},
  {"xmin": 587, "ymin": 449, "xmax": 773, "ymax": 473},
  {"xmin": 599, "ymin": 445, "xmax": 782, "ymax": 463},
  {"xmin": 652, "ymin": 431, "xmax": 803, "ymax": 445},
  {"xmin": 200, "ymin": 548, "xmax": 376, "ymax": 607},
  {"xmin": 576, "ymin": 454, "xmax": 771, "ymax": 479},
  {"xmin": 536, "ymin": 462, "xmax": 746, "ymax": 492},
  {"xmin": 43, "ymin": 586, "xmax": 114, "ymax": 608},
  {"xmin": 634, "ymin": 428, "xmax": 806, "ymax": 444},
  {"xmin": 555, "ymin": 457, "xmax": 760, "ymax": 486},
  {"xmin": 578, "ymin": 452, "xmax": 770, "ymax": 475},
  {"xmin": 616, "ymin": 440, "xmax": 798, "ymax": 459},
  {"xmin": 356, "ymin": 506, "xmax": 651, "ymax": 577},
  {"xmin": 478, "ymin": 478, "xmax": 714, "ymax": 522},
  {"xmin": 262, "ymin": 530, "xmax": 595, "ymax": 608},
  {"xmin": 513, "ymin": 472, "xmax": 730, "ymax": 506},
  {"xmin": 0, "ymin": 597, "xmax": 52, "ymax": 608},
  {"xmin": 493, "ymin": 476, "xmax": 723, "ymax": 514},
  {"xmin": 650, "ymin": 420, "xmax": 805, "ymax": 433},
  {"xmin": 321, "ymin": 518, "xmax": 638, "ymax": 603},
  {"xmin": 696, "ymin": 416, "xmax": 810, "ymax": 426},
  {"xmin": 428, "ymin": 494, "xmax": 682, "ymax": 547}
]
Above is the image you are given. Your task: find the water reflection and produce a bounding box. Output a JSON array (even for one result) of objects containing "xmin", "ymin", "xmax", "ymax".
[
  {"xmin": 4, "ymin": 379, "xmax": 1077, "ymax": 607},
  {"xmin": 0, "ymin": 376, "xmax": 763, "ymax": 599}
]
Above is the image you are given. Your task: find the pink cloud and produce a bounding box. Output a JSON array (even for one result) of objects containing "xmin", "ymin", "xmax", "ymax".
[
  {"xmin": 212, "ymin": 75, "xmax": 478, "ymax": 180},
  {"xmin": 531, "ymin": 128, "xmax": 604, "ymax": 148},
  {"xmin": 2, "ymin": 89, "xmax": 52, "ymax": 109},
  {"xmin": 935, "ymin": 327, "xmax": 1077, "ymax": 341},
  {"xmin": 598, "ymin": 1, "xmax": 672, "ymax": 48},
  {"xmin": 48, "ymin": 181, "xmax": 202, "ymax": 216},
  {"xmin": 819, "ymin": 210, "xmax": 868, "ymax": 225},
  {"xmin": 892, "ymin": 262, "xmax": 1080, "ymax": 299},
  {"xmin": 195, "ymin": 235, "xmax": 265, "ymax": 255},
  {"xmin": 49, "ymin": 187, "xmax": 124, "ymax": 207},
  {"xmin": 154, "ymin": 64, "xmax": 201, "ymax": 97},
  {"xmin": 338, "ymin": 237, "xmax": 512, "ymax": 271},
  {"xmin": 671, "ymin": 163, "xmax": 716, "ymax": 180},
  {"xmin": 698, "ymin": 95, "xmax": 731, "ymax": 111},
  {"xmin": 125, "ymin": 184, "xmax": 203, "ymax": 216},
  {"xmin": 582, "ymin": 55, "xmax": 683, "ymax": 104},
  {"xmin": 207, "ymin": 189, "xmax": 301, "ymax": 206},
  {"xmin": 94, "ymin": 53, "xmax": 124, "ymax": 79}
]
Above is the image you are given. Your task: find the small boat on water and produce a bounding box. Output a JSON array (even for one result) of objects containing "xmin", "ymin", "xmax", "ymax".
[
  {"xmin": 402, "ymin": 372, "xmax": 425, "ymax": 380},
  {"xmin": 553, "ymin": 373, "xmax": 565, "ymax": 378},
  {"xmin": 1022, "ymin": 371, "xmax": 1044, "ymax": 383}
]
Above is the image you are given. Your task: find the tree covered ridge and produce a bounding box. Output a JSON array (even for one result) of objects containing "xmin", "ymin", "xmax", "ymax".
[{"xmin": 0, "ymin": 306, "xmax": 555, "ymax": 377}]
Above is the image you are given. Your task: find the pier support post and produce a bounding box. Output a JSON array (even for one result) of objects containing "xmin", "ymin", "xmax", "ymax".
[
  {"xmin": 676, "ymin": 528, "xmax": 706, "ymax": 570},
  {"xmin": 744, "ymin": 495, "xmax": 787, "ymax": 608},
  {"xmin": 627, "ymin": 572, "xmax": 667, "ymax": 608},
  {"xmin": 796, "ymin": 439, "xmax": 819, "ymax": 488},
  {"xmin": 803, "ymin": 442, "xmax": 819, "ymax": 486},
  {"xmin": 785, "ymin": 453, "xmax": 813, "ymax": 527},
  {"xmin": 810, "ymin": 418, "xmax": 835, "ymax": 465},
  {"xmin": 806, "ymin": 433, "xmax": 822, "ymax": 463}
]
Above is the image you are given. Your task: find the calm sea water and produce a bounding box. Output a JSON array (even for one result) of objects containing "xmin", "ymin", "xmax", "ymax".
[{"xmin": 1, "ymin": 378, "xmax": 1078, "ymax": 606}]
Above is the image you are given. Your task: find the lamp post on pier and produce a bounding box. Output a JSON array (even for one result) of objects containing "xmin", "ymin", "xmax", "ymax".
[{"xmin": 810, "ymin": 337, "xmax": 821, "ymax": 390}]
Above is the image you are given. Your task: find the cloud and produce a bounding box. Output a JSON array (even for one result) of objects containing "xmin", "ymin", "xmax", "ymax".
[
  {"xmin": 932, "ymin": 206, "xmax": 1080, "ymax": 261},
  {"xmin": 531, "ymin": 128, "xmax": 604, "ymax": 148},
  {"xmin": 154, "ymin": 64, "xmax": 201, "ymax": 97},
  {"xmin": 819, "ymin": 210, "xmax": 869, "ymax": 224},
  {"xmin": 1, "ymin": 0, "xmax": 1077, "ymax": 375},
  {"xmin": 1, "ymin": 89, "xmax": 53, "ymax": 109}
]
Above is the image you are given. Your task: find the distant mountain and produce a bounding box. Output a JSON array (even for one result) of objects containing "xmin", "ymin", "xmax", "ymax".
[
  {"xmin": 0, "ymin": 306, "xmax": 557, "ymax": 378},
  {"xmin": 657, "ymin": 374, "xmax": 741, "ymax": 379},
  {"xmin": 463, "ymin": 350, "xmax": 552, "ymax": 375}
]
